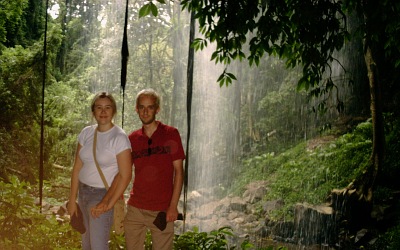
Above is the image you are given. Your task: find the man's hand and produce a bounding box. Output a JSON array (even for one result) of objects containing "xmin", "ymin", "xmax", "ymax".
[{"xmin": 166, "ymin": 206, "xmax": 179, "ymax": 222}]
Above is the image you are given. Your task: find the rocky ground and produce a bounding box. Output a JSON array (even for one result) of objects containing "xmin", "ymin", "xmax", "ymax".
[{"xmin": 174, "ymin": 179, "xmax": 400, "ymax": 249}]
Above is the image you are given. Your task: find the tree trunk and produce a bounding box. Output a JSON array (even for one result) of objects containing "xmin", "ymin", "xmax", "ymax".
[{"xmin": 356, "ymin": 45, "xmax": 385, "ymax": 202}]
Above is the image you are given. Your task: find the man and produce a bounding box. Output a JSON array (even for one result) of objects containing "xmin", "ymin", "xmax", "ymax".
[{"xmin": 124, "ymin": 88, "xmax": 185, "ymax": 250}]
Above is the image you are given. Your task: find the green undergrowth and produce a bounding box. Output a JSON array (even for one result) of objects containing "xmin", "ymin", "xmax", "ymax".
[
  {"xmin": 230, "ymin": 119, "xmax": 386, "ymax": 220},
  {"xmin": 0, "ymin": 176, "xmax": 81, "ymax": 249}
]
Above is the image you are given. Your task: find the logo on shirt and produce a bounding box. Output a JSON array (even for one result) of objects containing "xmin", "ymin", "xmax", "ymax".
[{"xmin": 132, "ymin": 146, "xmax": 171, "ymax": 159}]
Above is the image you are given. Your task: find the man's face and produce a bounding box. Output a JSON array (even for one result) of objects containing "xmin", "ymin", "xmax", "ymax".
[{"xmin": 136, "ymin": 95, "xmax": 159, "ymax": 125}]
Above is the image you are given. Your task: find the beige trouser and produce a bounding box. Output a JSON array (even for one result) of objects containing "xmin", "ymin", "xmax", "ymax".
[{"xmin": 124, "ymin": 205, "xmax": 174, "ymax": 250}]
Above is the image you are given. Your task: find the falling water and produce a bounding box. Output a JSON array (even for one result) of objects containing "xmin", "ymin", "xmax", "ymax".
[
  {"xmin": 189, "ymin": 44, "xmax": 241, "ymax": 191},
  {"xmin": 179, "ymin": 43, "xmax": 242, "ymax": 233}
]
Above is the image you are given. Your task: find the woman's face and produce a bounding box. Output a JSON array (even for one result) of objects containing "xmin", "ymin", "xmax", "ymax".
[{"xmin": 93, "ymin": 97, "xmax": 114, "ymax": 126}]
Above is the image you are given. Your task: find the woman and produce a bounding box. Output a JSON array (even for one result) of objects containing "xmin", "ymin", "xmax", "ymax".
[{"xmin": 67, "ymin": 92, "xmax": 132, "ymax": 250}]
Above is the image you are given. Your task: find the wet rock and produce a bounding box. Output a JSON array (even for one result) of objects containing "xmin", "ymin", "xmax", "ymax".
[
  {"xmin": 229, "ymin": 197, "xmax": 247, "ymax": 212},
  {"xmin": 262, "ymin": 199, "xmax": 284, "ymax": 213},
  {"xmin": 243, "ymin": 181, "xmax": 268, "ymax": 204},
  {"xmin": 293, "ymin": 203, "xmax": 336, "ymax": 245},
  {"xmin": 195, "ymin": 200, "xmax": 222, "ymax": 219}
]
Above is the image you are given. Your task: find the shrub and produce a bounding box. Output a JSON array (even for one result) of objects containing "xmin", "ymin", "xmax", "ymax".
[{"xmin": 0, "ymin": 176, "xmax": 81, "ymax": 249}]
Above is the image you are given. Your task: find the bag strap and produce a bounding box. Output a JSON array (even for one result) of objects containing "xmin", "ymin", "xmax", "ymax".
[{"xmin": 93, "ymin": 128, "xmax": 110, "ymax": 190}]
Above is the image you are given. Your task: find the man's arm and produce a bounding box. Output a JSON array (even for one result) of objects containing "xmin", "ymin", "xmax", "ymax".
[{"xmin": 166, "ymin": 159, "xmax": 184, "ymax": 222}]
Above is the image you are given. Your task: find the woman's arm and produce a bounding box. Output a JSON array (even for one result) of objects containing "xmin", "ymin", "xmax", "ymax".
[
  {"xmin": 91, "ymin": 148, "xmax": 132, "ymax": 217},
  {"xmin": 67, "ymin": 144, "xmax": 83, "ymax": 216}
]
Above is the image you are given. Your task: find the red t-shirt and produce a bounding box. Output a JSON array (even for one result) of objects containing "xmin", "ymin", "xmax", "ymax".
[{"xmin": 127, "ymin": 122, "xmax": 185, "ymax": 211}]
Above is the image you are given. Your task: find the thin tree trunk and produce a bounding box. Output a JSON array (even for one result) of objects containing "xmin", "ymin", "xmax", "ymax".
[
  {"xmin": 359, "ymin": 45, "xmax": 385, "ymax": 202},
  {"xmin": 182, "ymin": 9, "xmax": 196, "ymax": 232}
]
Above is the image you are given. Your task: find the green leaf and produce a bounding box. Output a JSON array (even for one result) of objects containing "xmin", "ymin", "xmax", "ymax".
[
  {"xmin": 211, "ymin": 51, "xmax": 219, "ymax": 61},
  {"xmin": 217, "ymin": 73, "xmax": 224, "ymax": 82},
  {"xmin": 226, "ymin": 72, "xmax": 237, "ymax": 80},
  {"xmin": 150, "ymin": 2, "xmax": 158, "ymax": 16},
  {"xmin": 139, "ymin": 4, "xmax": 152, "ymax": 18},
  {"xmin": 139, "ymin": 3, "xmax": 159, "ymax": 18},
  {"xmin": 297, "ymin": 77, "xmax": 309, "ymax": 91}
]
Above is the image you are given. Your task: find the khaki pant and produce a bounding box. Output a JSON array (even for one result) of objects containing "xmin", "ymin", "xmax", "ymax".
[{"xmin": 124, "ymin": 205, "xmax": 174, "ymax": 250}]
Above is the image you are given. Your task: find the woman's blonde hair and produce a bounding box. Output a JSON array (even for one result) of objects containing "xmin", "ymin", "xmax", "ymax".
[{"xmin": 91, "ymin": 92, "xmax": 117, "ymax": 116}]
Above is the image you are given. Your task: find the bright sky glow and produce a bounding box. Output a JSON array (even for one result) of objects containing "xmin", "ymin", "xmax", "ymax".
[{"xmin": 48, "ymin": 3, "xmax": 59, "ymax": 19}]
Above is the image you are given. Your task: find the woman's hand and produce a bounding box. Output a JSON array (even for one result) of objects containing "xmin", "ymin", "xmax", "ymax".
[
  {"xmin": 67, "ymin": 201, "xmax": 77, "ymax": 216},
  {"xmin": 91, "ymin": 201, "xmax": 110, "ymax": 218}
]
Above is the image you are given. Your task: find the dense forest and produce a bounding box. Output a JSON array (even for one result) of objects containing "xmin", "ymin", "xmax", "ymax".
[{"xmin": 1, "ymin": 0, "xmax": 399, "ymax": 249}]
